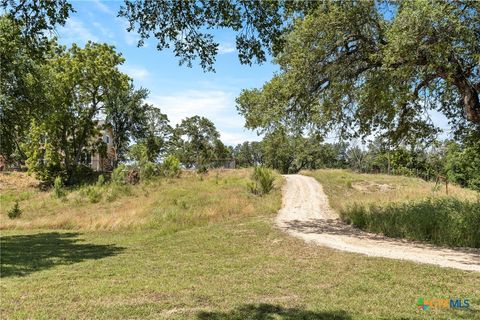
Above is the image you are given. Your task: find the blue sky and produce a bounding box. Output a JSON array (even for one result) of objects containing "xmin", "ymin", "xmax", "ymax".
[
  {"xmin": 57, "ymin": 1, "xmax": 452, "ymax": 146},
  {"xmin": 57, "ymin": 0, "xmax": 278, "ymax": 146}
]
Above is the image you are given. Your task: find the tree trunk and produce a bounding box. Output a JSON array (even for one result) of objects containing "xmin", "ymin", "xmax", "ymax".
[{"xmin": 460, "ymin": 82, "xmax": 480, "ymax": 123}]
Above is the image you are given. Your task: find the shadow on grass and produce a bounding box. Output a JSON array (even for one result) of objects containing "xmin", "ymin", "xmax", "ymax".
[
  {"xmin": 197, "ymin": 304, "xmax": 351, "ymax": 320},
  {"xmin": 0, "ymin": 232, "xmax": 124, "ymax": 278}
]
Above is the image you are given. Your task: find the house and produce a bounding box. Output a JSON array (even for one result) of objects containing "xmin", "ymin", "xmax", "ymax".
[{"xmin": 84, "ymin": 120, "xmax": 116, "ymax": 172}]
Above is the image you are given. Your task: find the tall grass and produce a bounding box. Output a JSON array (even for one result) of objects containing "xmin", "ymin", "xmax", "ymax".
[
  {"xmin": 304, "ymin": 169, "xmax": 480, "ymax": 248},
  {"xmin": 341, "ymin": 198, "xmax": 480, "ymax": 247},
  {"xmin": 0, "ymin": 169, "xmax": 281, "ymax": 232}
]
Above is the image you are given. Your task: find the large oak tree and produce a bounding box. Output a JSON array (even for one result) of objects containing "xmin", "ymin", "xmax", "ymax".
[{"xmin": 120, "ymin": 0, "xmax": 479, "ymax": 139}]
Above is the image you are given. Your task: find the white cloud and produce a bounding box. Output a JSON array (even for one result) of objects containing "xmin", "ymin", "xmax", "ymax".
[
  {"xmin": 218, "ymin": 43, "xmax": 236, "ymax": 54},
  {"xmin": 119, "ymin": 65, "xmax": 150, "ymax": 81},
  {"xmin": 92, "ymin": 0, "xmax": 114, "ymax": 14},
  {"xmin": 147, "ymin": 89, "xmax": 261, "ymax": 145},
  {"xmin": 92, "ymin": 21, "xmax": 114, "ymax": 39},
  {"xmin": 148, "ymin": 90, "xmax": 233, "ymax": 125},
  {"xmin": 58, "ymin": 17, "xmax": 99, "ymax": 44},
  {"xmin": 220, "ymin": 131, "xmax": 262, "ymax": 145}
]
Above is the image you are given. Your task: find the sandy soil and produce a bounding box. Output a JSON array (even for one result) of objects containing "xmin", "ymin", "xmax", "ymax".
[{"xmin": 276, "ymin": 174, "xmax": 480, "ymax": 272}]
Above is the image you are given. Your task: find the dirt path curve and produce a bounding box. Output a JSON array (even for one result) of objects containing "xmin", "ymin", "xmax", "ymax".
[{"xmin": 276, "ymin": 174, "xmax": 480, "ymax": 272}]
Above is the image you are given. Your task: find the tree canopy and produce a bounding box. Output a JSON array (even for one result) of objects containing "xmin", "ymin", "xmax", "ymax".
[
  {"xmin": 118, "ymin": 0, "xmax": 479, "ymax": 137},
  {"xmin": 237, "ymin": 1, "xmax": 480, "ymax": 143}
]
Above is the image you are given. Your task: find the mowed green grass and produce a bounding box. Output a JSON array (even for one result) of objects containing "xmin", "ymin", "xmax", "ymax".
[{"xmin": 1, "ymin": 169, "xmax": 479, "ymax": 319}]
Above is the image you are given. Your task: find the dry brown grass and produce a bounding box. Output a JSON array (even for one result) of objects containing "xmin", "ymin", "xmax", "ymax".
[
  {"xmin": 0, "ymin": 169, "xmax": 282, "ymax": 231},
  {"xmin": 0, "ymin": 171, "xmax": 39, "ymax": 191}
]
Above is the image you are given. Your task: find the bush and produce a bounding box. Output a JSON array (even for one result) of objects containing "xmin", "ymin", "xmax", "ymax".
[
  {"xmin": 80, "ymin": 186, "xmax": 102, "ymax": 203},
  {"xmin": 140, "ymin": 161, "xmax": 157, "ymax": 180},
  {"xmin": 53, "ymin": 176, "xmax": 66, "ymax": 198},
  {"xmin": 8, "ymin": 201, "xmax": 22, "ymax": 219},
  {"xmin": 112, "ymin": 164, "xmax": 128, "ymax": 185},
  {"xmin": 341, "ymin": 198, "xmax": 480, "ymax": 248},
  {"xmin": 69, "ymin": 165, "xmax": 96, "ymax": 185},
  {"xmin": 161, "ymin": 155, "xmax": 181, "ymax": 178},
  {"xmin": 249, "ymin": 167, "xmax": 275, "ymax": 195},
  {"xmin": 196, "ymin": 164, "xmax": 208, "ymax": 174},
  {"xmin": 96, "ymin": 174, "xmax": 105, "ymax": 187}
]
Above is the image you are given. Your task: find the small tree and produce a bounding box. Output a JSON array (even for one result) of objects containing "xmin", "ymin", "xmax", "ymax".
[
  {"xmin": 53, "ymin": 176, "xmax": 66, "ymax": 198},
  {"xmin": 8, "ymin": 201, "xmax": 22, "ymax": 219},
  {"xmin": 249, "ymin": 167, "xmax": 275, "ymax": 195},
  {"xmin": 161, "ymin": 155, "xmax": 181, "ymax": 178}
]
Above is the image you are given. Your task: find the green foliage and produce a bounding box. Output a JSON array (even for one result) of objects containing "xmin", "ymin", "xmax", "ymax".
[
  {"xmin": 105, "ymin": 84, "xmax": 151, "ymax": 163},
  {"xmin": 196, "ymin": 165, "xmax": 209, "ymax": 175},
  {"xmin": 235, "ymin": 1, "xmax": 480, "ymax": 145},
  {"xmin": 53, "ymin": 176, "xmax": 66, "ymax": 199},
  {"xmin": 174, "ymin": 116, "xmax": 222, "ymax": 169},
  {"xmin": 7, "ymin": 201, "xmax": 22, "ymax": 219},
  {"xmin": 96, "ymin": 175, "xmax": 105, "ymax": 187},
  {"xmin": 23, "ymin": 121, "xmax": 64, "ymax": 185},
  {"xmin": 1, "ymin": 1, "xmax": 73, "ymax": 41},
  {"xmin": 120, "ymin": 1, "xmax": 305, "ymax": 70},
  {"xmin": 128, "ymin": 143, "xmax": 149, "ymax": 165},
  {"xmin": 69, "ymin": 165, "xmax": 96, "ymax": 186},
  {"xmin": 80, "ymin": 186, "xmax": 102, "ymax": 204},
  {"xmin": 260, "ymin": 129, "xmax": 346, "ymax": 174},
  {"xmin": 233, "ymin": 141, "xmax": 263, "ymax": 167},
  {"xmin": 0, "ymin": 1, "xmax": 73, "ymax": 165},
  {"xmin": 140, "ymin": 107, "xmax": 173, "ymax": 162},
  {"xmin": 140, "ymin": 162, "xmax": 158, "ymax": 181},
  {"xmin": 341, "ymin": 198, "xmax": 480, "ymax": 248},
  {"xmin": 19, "ymin": 41, "xmax": 129, "ymax": 184},
  {"xmin": 445, "ymin": 139, "xmax": 480, "ymax": 191},
  {"xmin": 112, "ymin": 164, "xmax": 128, "ymax": 185},
  {"xmin": 249, "ymin": 167, "xmax": 275, "ymax": 195},
  {"xmin": 161, "ymin": 155, "xmax": 181, "ymax": 178}
]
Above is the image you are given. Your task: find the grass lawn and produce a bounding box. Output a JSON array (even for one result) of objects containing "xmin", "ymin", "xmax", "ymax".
[{"xmin": 1, "ymin": 170, "xmax": 479, "ymax": 319}]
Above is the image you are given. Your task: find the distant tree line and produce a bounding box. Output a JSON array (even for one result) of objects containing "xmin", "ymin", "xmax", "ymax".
[{"xmin": 232, "ymin": 130, "xmax": 480, "ymax": 191}]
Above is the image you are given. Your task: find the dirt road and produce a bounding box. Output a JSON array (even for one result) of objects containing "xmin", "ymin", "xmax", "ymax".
[{"xmin": 276, "ymin": 174, "xmax": 480, "ymax": 272}]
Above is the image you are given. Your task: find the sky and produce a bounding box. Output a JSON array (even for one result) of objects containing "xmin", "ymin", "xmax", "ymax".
[
  {"xmin": 56, "ymin": 0, "xmax": 453, "ymax": 147},
  {"xmin": 57, "ymin": 0, "xmax": 278, "ymax": 146}
]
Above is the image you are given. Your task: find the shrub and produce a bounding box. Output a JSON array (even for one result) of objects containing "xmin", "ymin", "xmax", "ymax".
[
  {"xmin": 96, "ymin": 174, "xmax": 105, "ymax": 187},
  {"xmin": 161, "ymin": 155, "xmax": 181, "ymax": 178},
  {"xmin": 69, "ymin": 165, "xmax": 95, "ymax": 185},
  {"xmin": 80, "ymin": 186, "xmax": 102, "ymax": 203},
  {"xmin": 249, "ymin": 167, "xmax": 275, "ymax": 195},
  {"xmin": 53, "ymin": 176, "xmax": 66, "ymax": 198},
  {"xmin": 140, "ymin": 161, "xmax": 157, "ymax": 180},
  {"xmin": 8, "ymin": 201, "xmax": 22, "ymax": 219},
  {"xmin": 112, "ymin": 164, "xmax": 128, "ymax": 185},
  {"xmin": 196, "ymin": 164, "xmax": 208, "ymax": 174}
]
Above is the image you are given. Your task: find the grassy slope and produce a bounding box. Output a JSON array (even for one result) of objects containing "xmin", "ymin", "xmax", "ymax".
[
  {"xmin": 0, "ymin": 170, "xmax": 278, "ymax": 231},
  {"xmin": 1, "ymin": 170, "xmax": 479, "ymax": 319},
  {"xmin": 302, "ymin": 169, "xmax": 480, "ymax": 247},
  {"xmin": 301, "ymin": 169, "xmax": 478, "ymax": 213}
]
